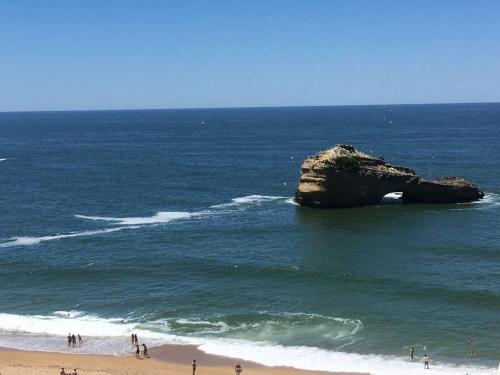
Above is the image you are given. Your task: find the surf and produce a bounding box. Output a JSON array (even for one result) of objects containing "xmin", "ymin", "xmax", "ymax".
[{"xmin": 0, "ymin": 311, "xmax": 494, "ymax": 375}]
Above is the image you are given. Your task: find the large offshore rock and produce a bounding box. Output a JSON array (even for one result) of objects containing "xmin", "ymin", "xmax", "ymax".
[{"xmin": 294, "ymin": 145, "xmax": 484, "ymax": 208}]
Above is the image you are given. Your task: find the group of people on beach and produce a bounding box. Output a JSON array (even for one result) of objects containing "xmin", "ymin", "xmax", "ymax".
[
  {"xmin": 59, "ymin": 368, "xmax": 77, "ymax": 375},
  {"xmin": 131, "ymin": 333, "xmax": 150, "ymax": 359},
  {"xmin": 67, "ymin": 333, "xmax": 82, "ymax": 348}
]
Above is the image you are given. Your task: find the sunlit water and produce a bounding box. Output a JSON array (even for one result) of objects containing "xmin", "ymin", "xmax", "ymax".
[{"xmin": 0, "ymin": 104, "xmax": 499, "ymax": 374}]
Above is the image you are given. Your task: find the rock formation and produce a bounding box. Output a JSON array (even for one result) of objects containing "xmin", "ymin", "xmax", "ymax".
[{"xmin": 295, "ymin": 145, "xmax": 484, "ymax": 208}]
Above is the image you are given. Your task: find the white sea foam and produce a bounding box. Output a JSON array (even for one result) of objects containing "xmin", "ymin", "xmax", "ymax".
[
  {"xmin": 0, "ymin": 227, "xmax": 135, "ymax": 248},
  {"xmin": 197, "ymin": 339, "xmax": 495, "ymax": 375},
  {"xmin": 2, "ymin": 194, "xmax": 294, "ymax": 248},
  {"xmin": 0, "ymin": 311, "xmax": 494, "ymax": 375},
  {"xmin": 285, "ymin": 197, "xmax": 299, "ymax": 206},
  {"xmin": 0, "ymin": 158, "xmax": 7, "ymax": 162},
  {"xmin": 210, "ymin": 195, "xmax": 289, "ymax": 208},
  {"xmin": 74, "ymin": 211, "xmax": 195, "ymax": 225},
  {"xmin": 476, "ymin": 193, "xmax": 500, "ymax": 206}
]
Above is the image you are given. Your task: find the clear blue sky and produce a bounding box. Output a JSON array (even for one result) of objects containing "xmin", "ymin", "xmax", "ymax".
[{"xmin": 1, "ymin": 0, "xmax": 499, "ymax": 111}]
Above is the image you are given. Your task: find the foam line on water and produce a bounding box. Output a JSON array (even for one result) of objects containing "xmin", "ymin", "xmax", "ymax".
[
  {"xmin": 0, "ymin": 158, "xmax": 7, "ymax": 162},
  {"xmin": 1, "ymin": 194, "xmax": 295, "ymax": 248},
  {"xmin": 210, "ymin": 195, "xmax": 289, "ymax": 208},
  {"xmin": 0, "ymin": 227, "xmax": 136, "ymax": 248},
  {"xmin": 74, "ymin": 211, "xmax": 195, "ymax": 225}
]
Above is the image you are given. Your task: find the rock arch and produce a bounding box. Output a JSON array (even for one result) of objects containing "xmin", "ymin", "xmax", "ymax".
[{"xmin": 295, "ymin": 145, "xmax": 484, "ymax": 208}]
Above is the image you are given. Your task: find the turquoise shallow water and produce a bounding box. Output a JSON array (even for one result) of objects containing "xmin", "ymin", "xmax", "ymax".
[{"xmin": 0, "ymin": 104, "xmax": 499, "ymax": 374}]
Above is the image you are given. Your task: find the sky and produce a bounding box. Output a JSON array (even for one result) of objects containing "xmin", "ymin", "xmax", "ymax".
[{"xmin": 1, "ymin": 0, "xmax": 499, "ymax": 111}]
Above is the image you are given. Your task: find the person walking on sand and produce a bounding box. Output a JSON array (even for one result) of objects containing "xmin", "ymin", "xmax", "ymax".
[
  {"xmin": 192, "ymin": 359, "xmax": 197, "ymax": 375},
  {"xmin": 235, "ymin": 361, "xmax": 243, "ymax": 375},
  {"xmin": 410, "ymin": 347, "xmax": 415, "ymax": 360},
  {"xmin": 423, "ymin": 354, "xmax": 430, "ymax": 369},
  {"xmin": 142, "ymin": 343, "xmax": 150, "ymax": 358},
  {"xmin": 135, "ymin": 344, "xmax": 141, "ymax": 358}
]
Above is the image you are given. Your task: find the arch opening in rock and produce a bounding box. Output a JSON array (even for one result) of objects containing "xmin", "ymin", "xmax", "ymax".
[
  {"xmin": 380, "ymin": 192, "xmax": 403, "ymax": 204},
  {"xmin": 295, "ymin": 145, "xmax": 484, "ymax": 208}
]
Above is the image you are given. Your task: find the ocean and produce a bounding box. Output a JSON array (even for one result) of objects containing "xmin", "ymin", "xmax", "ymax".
[{"xmin": 0, "ymin": 104, "xmax": 499, "ymax": 375}]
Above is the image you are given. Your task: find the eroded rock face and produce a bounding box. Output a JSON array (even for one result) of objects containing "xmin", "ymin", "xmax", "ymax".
[{"xmin": 295, "ymin": 145, "xmax": 484, "ymax": 208}]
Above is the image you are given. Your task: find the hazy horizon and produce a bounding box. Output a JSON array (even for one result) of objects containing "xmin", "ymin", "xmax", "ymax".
[{"xmin": 2, "ymin": 100, "xmax": 500, "ymax": 114}]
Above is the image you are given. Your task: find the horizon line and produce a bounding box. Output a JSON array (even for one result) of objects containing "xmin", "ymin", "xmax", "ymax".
[{"xmin": 1, "ymin": 100, "xmax": 499, "ymax": 114}]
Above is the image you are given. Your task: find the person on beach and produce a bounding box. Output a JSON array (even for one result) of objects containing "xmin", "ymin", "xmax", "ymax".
[
  {"xmin": 60, "ymin": 368, "xmax": 66, "ymax": 375},
  {"xmin": 192, "ymin": 359, "xmax": 197, "ymax": 375},
  {"xmin": 131, "ymin": 333, "xmax": 135, "ymax": 346},
  {"xmin": 142, "ymin": 343, "xmax": 150, "ymax": 358},
  {"xmin": 423, "ymin": 354, "xmax": 430, "ymax": 369},
  {"xmin": 71, "ymin": 334, "xmax": 76, "ymax": 348},
  {"xmin": 235, "ymin": 361, "xmax": 243, "ymax": 375},
  {"xmin": 134, "ymin": 334, "xmax": 139, "ymax": 345},
  {"xmin": 135, "ymin": 344, "xmax": 141, "ymax": 358},
  {"xmin": 410, "ymin": 347, "xmax": 415, "ymax": 360},
  {"xmin": 71, "ymin": 369, "xmax": 78, "ymax": 375},
  {"xmin": 67, "ymin": 334, "xmax": 72, "ymax": 347},
  {"xmin": 78, "ymin": 334, "xmax": 82, "ymax": 345}
]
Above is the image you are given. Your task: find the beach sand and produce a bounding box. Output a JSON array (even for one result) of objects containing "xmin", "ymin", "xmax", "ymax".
[{"xmin": 0, "ymin": 345, "xmax": 367, "ymax": 375}]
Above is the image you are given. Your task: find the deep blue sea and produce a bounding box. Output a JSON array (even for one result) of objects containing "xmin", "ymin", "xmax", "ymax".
[{"xmin": 0, "ymin": 104, "xmax": 499, "ymax": 375}]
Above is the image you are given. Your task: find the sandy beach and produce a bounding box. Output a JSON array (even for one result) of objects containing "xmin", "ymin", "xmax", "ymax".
[{"xmin": 0, "ymin": 345, "xmax": 366, "ymax": 375}]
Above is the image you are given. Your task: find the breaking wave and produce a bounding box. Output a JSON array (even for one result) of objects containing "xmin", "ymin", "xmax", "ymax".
[
  {"xmin": 475, "ymin": 192, "xmax": 500, "ymax": 208},
  {"xmin": 210, "ymin": 195, "xmax": 288, "ymax": 208},
  {"xmin": 0, "ymin": 227, "xmax": 136, "ymax": 248},
  {"xmin": 74, "ymin": 211, "xmax": 195, "ymax": 225},
  {"xmin": 0, "ymin": 311, "xmax": 494, "ymax": 375}
]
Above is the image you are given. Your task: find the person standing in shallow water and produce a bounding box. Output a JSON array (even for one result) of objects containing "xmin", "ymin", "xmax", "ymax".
[
  {"xmin": 142, "ymin": 343, "xmax": 150, "ymax": 358},
  {"xmin": 71, "ymin": 334, "xmax": 76, "ymax": 348},
  {"xmin": 67, "ymin": 334, "xmax": 71, "ymax": 347},
  {"xmin": 235, "ymin": 361, "xmax": 243, "ymax": 375},
  {"xmin": 77, "ymin": 334, "xmax": 82, "ymax": 345},
  {"xmin": 423, "ymin": 354, "xmax": 430, "ymax": 369},
  {"xmin": 410, "ymin": 347, "xmax": 415, "ymax": 360},
  {"xmin": 131, "ymin": 333, "xmax": 135, "ymax": 346}
]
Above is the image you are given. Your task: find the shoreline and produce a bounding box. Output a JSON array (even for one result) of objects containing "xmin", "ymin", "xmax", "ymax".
[{"xmin": 0, "ymin": 344, "xmax": 366, "ymax": 375}]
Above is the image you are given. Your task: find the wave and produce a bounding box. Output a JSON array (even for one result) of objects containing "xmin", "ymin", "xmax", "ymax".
[
  {"xmin": 0, "ymin": 227, "xmax": 136, "ymax": 248},
  {"xmin": 197, "ymin": 339, "xmax": 495, "ymax": 375},
  {"xmin": 0, "ymin": 158, "xmax": 7, "ymax": 162},
  {"xmin": 0, "ymin": 311, "xmax": 494, "ymax": 375},
  {"xmin": 1, "ymin": 194, "xmax": 293, "ymax": 247},
  {"xmin": 210, "ymin": 195, "xmax": 289, "ymax": 208},
  {"xmin": 476, "ymin": 192, "xmax": 500, "ymax": 207},
  {"xmin": 74, "ymin": 211, "xmax": 195, "ymax": 225}
]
